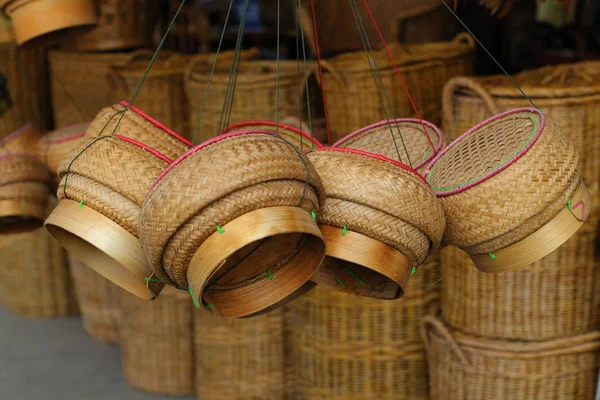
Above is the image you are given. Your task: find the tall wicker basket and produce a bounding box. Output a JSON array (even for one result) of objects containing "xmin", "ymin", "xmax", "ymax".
[
  {"xmin": 286, "ymin": 256, "xmax": 440, "ymax": 400},
  {"xmin": 195, "ymin": 309, "xmax": 285, "ymax": 399},
  {"xmin": 120, "ymin": 287, "xmax": 195, "ymax": 396},
  {"xmin": 317, "ymin": 34, "xmax": 475, "ymax": 143},
  {"xmin": 0, "ymin": 196, "xmax": 78, "ymax": 317}
]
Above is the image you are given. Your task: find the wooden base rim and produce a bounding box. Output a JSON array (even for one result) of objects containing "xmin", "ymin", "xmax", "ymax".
[
  {"xmin": 0, "ymin": 199, "xmax": 46, "ymax": 234},
  {"xmin": 45, "ymin": 199, "xmax": 162, "ymax": 300},
  {"xmin": 470, "ymin": 181, "xmax": 592, "ymax": 273},
  {"xmin": 241, "ymin": 280, "xmax": 317, "ymax": 319},
  {"xmin": 187, "ymin": 206, "xmax": 325, "ymax": 318},
  {"xmin": 8, "ymin": 0, "xmax": 97, "ymax": 46},
  {"xmin": 314, "ymin": 225, "xmax": 411, "ymax": 299}
]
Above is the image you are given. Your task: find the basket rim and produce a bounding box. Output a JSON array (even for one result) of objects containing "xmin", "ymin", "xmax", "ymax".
[
  {"xmin": 312, "ymin": 147, "xmax": 427, "ymax": 184},
  {"xmin": 147, "ymin": 129, "xmax": 294, "ymax": 195},
  {"xmin": 114, "ymin": 135, "xmax": 173, "ymax": 164},
  {"xmin": 223, "ymin": 120, "xmax": 324, "ymax": 148},
  {"xmin": 333, "ymin": 118, "xmax": 443, "ymax": 169},
  {"xmin": 40, "ymin": 123, "xmax": 89, "ymax": 144},
  {"xmin": 0, "ymin": 122, "xmax": 35, "ymax": 146},
  {"xmin": 425, "ymin": 107, "xmax": 544, "ymax": 196},
  {"xmin": 0, "ymin": 152, "xmax": 42, "ymax": 163},
  {"xmin": 119, "ymin": 101, "xmax": 192, "ymax": 146}
]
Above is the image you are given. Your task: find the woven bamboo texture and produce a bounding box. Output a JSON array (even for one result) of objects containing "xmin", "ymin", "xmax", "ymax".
[
  {"xmin": 69, "ymin": 255, "xmax": 122, "ymax": 344},
  {"xmin": 442, "ymin": 62, "xmax": 600, "ymax": 216},
  {"xmin": 36, "ymin": 123, "xmax": 88, "ymax": 181},
  {"xmin": 423, "ymin": 316, "xmax": 600, "ymax": 400},
  {"xmin": 441, "ymin": 219, "xmax": 600, "ymax": 340},
  {"xmin": 224, "ymin": 120, "xmax": 324, "ymax": 150},
  {"xmin": 427, "ymin": 108, "xmax": 580, "ymax": 254},
  {"xmin": 140, "ymin": 131, "xmax": 324, "ymax": 289},
  {"xmin": 195, "ymin": 308, "xmax": 285, "ymax": 399},
  {"xmin": 286, "ymin": 254, "xmax": 440, "ymax": 400},
  {"xmin": 317, "ymin": 34, "xmax": 474, "ymax": 143},
  {"xmin": 66, "ymin": 0, "xmax": 157, "ymax": 51},
  {"xmin": 49, "ymin": 50, "xmax": 134, "ymax": 127},
  {"xmin": 186, "ymin": 59, "xmax": 305, "ymax": 144},
  {"xmin": 107, "ymin": 53, "xmax": 192, "ymax": 140},
  {"xmin": 333, "ymin": 118, "xmax": 447, "ymax": 173},
  {"xmin": 120, "ymin": 287, "xmax": 195, "ymax": 396},
  {"xmin": 0, "ymin": 196, "xmax": 78, "ymax": 317},
  {"xmin": 0, "ymin": 41, "xmax": 51, "ymax": 136},
  {"xmin": 0, "ymin": 123, "xmax": 41, "ymax": 155}
]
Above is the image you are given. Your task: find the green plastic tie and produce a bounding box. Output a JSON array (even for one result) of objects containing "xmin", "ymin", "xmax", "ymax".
[
  {"xmin": 311, "ymin": 211, "xmax": 316, "ymax": 220},
  {"xmin": 567, "ymin": 199, "xmax": 572, "ymax": 211},
  {"xmin": 20, "ymin": 199, "xmax": 25, "ymax": 210},
  {"xmin": 335, "ymin": 277, "xmax": 345, "ymax": 288},
  {"xmin": 144, "ymin": 277, "xmax": 163, "ymax": 283},
  {"xmin": 216, "ymin": 225, "xmax": 225, "ymax": 234},
  {"xmin": 489, "ymin": 252, "xmax": 496, "ymax": 260},
  {"xmin": 410, "ymin": 267, "xmax": 416, "ymax": 275},
  {"xmin": 204, "ymin": 302, "xmax": 215, "ymax": 310},
  {"xmin": 344, "ymin": 268, "xmax": 364, "ymax": 285},
  {"xmin": 341, "ymin": 225, "xmax": 347, "ymax": 236},
  {"xmin": 188, "ymin": 287, "xmax": 201, "ymax": 309},
  {"xmin": 78, "ymin": 199, "xmax": 84, "ymax": 209},
  {"xmin": 267, "ymin": 273, "xmax": 274, "ymax": 280}
]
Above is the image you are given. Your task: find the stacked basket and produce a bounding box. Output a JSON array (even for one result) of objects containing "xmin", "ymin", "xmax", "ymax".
[{"xmin": 423, "ymin": 85, "xmax": 600, "ymax": 398}]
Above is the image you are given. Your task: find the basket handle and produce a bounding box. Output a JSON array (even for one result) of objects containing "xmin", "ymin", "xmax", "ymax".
[
  {"xmin": 442, "ymin": 76, "xmax": 499, "ymax": 128},
  {"xmin": 453, "ymin": 32, "xmax": 476, "ymax": 48},
  {"xmin": 392, "ymin": 2, "xmax": 443, "ymax": 41},
  {"xmin": 184, "ymin": 48, "xmax": 260, "ymax": 85},
  {"xmin": 421, "ymin": 316, "xmax": 471, "ymax": 366},
  {"xmin": 310, "ymin": 59, "xmax": 346, "ymax": 89}
]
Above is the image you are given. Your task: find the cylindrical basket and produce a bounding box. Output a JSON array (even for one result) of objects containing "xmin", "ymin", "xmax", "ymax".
[
  {"xmin": 69, "ymin": 254, "xmax": 122, "ymax": 343},
  {"xmin": 0, "ymin": 0, "xmax": 97, "ymax": 46},
  {"xmin": 306, "ymin": 148, "xmax": 444, "ymax": 299},
  {"xmin": 140, "ymin": 130, "xmax": 326, "ymax": 317},
  {"xmin": 0, "ymin": 154, "xmax": 50, "ymax": 234},
  {"xmin": 286, "ymin": 259, "xmax": 441, "ymax": 400},
  {"xmin": 426, "ymin": 108, "xmax": 589, "ymax": 272},
  {"xmin": 120, "ymin": 286, "xmax": 195, "ymax": 396},
  {"xmin": 45, "ymin": 104, "xmax": 190, "ymax": 300},
  {"xmin": 66, "ymin": 0, "xmax": 157, "ymax": 51},
  {"xmin": 36, "ymin": 123, "xmax": 88, "ymax": 182},
  {"xmin": 195, "ymin": 308, "xmax": 285, "ymax": 399},
  {"xmin": 316, "ymin": 33, "xmax": 475, "ymax": 143},
  {"xmin": 422, "ymin": 316, "xmax": 600, "ymax": 400},
  {"xmin": 333, "ymin": 118, "xmax": 446, "ymax": 174},
  {"xmin": 0, "ymin": 195, "xmax": 78, "ymax": 317},
  {"xmin": 223, "ymin": 120, "xmax": 324, "ymax": 150}
]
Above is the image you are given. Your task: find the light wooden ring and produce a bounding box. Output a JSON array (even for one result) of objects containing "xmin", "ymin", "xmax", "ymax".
[
  {"xmin": 313, "ymin": 225, "xmax": 411, "ymax": 299},
  {"xmin": 45, "ymin": 199, "xmax": 163, "ymax": 300},
  {"xmin": 187, "ymin": 206, "xmax": 325, "ymax": 318},
  {"xmin": 470, "ymin": 181, "xmax": 592, "ymax": 273},
  {"xmin": 0, "ymin": 198, "xmax": 45, "ymax": 234}
]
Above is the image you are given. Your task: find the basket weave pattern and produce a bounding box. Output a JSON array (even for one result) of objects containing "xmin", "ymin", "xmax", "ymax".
[{"xmin": 37, "ymin": 124, "xmax": 87, "ymax": 178}]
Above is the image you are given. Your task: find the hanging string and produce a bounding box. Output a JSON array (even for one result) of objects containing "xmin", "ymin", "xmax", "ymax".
[
  {"xmin": 348, "ymin": 0, "xmax": 410, "ymax": 166},
  {"xmin": 191, "ymin": 0, "xmax": 235, "ymax": 145},
  {"xmin": 360, "ymin": 0, "xmax": 436, "ymax": 152},
  {"xmin": 275, "ymin": 0, "xmax": 281, "ymax": 134},
  {"xmin": 297, "ymin": 0, "xmax": 315, "ymax": 149},
  {"xmin": 309, "ymin": 0, "xmax": 332, "ymax": 146},
  {"xmin": 439, "ymin": 0, "xmax": 539, "ymax": 109}
]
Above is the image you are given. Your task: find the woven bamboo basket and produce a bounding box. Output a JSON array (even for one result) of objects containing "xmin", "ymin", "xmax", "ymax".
[
  {"xmin": 195, "ymin": 308, "xmax": 285, "ymax": 399},
  {"xmin": 422, "ymin": 315, "xmax": 600, "ymax": 400},
  {"xmin": 45, "ymin": 104, "xmax": 190, "ymax": 300},
  {"xmin": 0, "ymin": 195, "xmax": 78, "ymax": 317},
  {"xmin": 120, "ymin": 286, "xmax": 195, "ymax": 396},
  {"xmin": 0, "ymin": 41, "xmax": 52, "ymax": 136},
  {"xmin": 36, "ymin": 123, "xmax": 88, "ymax": 182},
  {"xmin": 185, "ymin": 58, "xmax": 305, "ymax": 144},
  {"xmin": 442, "ymin": 62, "xmax": 600, "ymax": 216},
  {"xmin": 0, "ymin": 0, "xmax": 97, "ymax": 46},
  {"xmin": 140, "ymin": 130, "xmax": 326, "ymax": 317},
  {"xmin": 426, "ymin": 108, "xmax": 589, "ymax": 272},
  {"xmin": 333, "ymin": 118, "xmax": 447, "ymax": 174},
  {"xmin": 441, "ymin": 219, "xmax": 600, "ymax": 340},
  {"xmin": 223, "ymin": 120, "xmax": 324, "ymax": 150},
  {"xmin": 316, "ymin": 33, "xmax": 475, "ymax": 143},
  {"xmin": 306, "ymin": 148, "xmax": 444, "ymax": 299},
  {"xmin": 0, "ymin": 154, "xmax": 50, "ymax": 234},
  {"xmin": 0, "ymin": 122, "xmax": 40, "ymax": 155},
  {"xmin": 69, "ymin": 254, "xmax": 122, "ymax": 343},
  {"xmin": 286, "ymin": 258, "xmax": 441, "ymax": 400},
  {"xmin": 106, "ymin": 52, "xmax": 192, "ymax": 140},
  {"xmin": 66, "ymin": 0, "xmax": 157, "ymax": 51}
]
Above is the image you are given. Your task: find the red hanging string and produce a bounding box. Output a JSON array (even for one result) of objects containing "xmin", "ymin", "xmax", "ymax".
[
  {"xmin": 310, "ymin": 0, "xmax": 332, "ymax": 146},
  {"xmin": 360, "ymin": 0, "xmax": 436, "ymax": 153}
]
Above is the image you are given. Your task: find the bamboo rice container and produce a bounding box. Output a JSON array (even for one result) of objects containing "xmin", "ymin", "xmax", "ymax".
[
  {"xmin": 195, "ymin": 308, "xmax": 285, "ymax": 399},
  {"xmin": 423, "ymin": 316, "xmax": 600, "ymax": 400},
  {"xmin": 140, "ymin": 130, "xmax": 326, "ymax": 317},
  {"xmin": 36, "ymin": 123, "xmax": 88, "ymax": 183},
  {"xmin": 120, "ymin": 287, "xmax": 195, "ymax": 396},
  {"xmin": 45, "ymin": 104, "xmax": 190, "ymax": 300},
  {"xmin": 426, "ymin": 108, "xmax": 589, "ymax": 272},
  {"xmin": 0, "ymin": 195, "xmax": 78, "ymax": 317},
  {"xmin": 307, "ymin": 148, "xmax": 444, "ymax": 299},
  {"xmin": 69, "ymin": 255, "xmax": 122, "ymax": 344}
]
